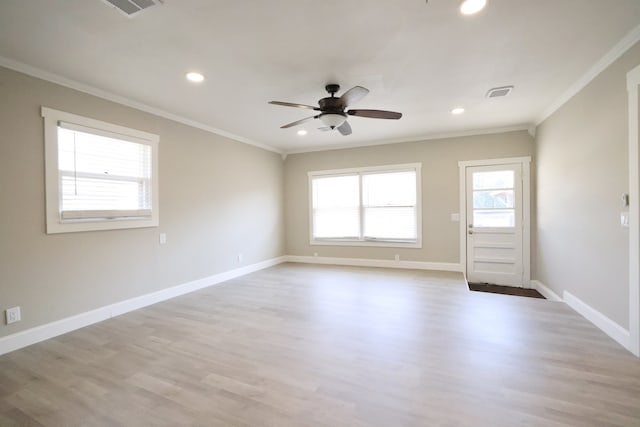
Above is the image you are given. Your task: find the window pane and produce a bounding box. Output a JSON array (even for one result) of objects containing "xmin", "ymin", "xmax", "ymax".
[
  {"xmin": 473, "ymin": 170, "xmax": 514, "ymax": 190},
  {"xmin": 362, "ymin": 171, "xmax": 417, "ymax": 240},
  {"xmin": 473, "ymin": 209, "xmax": 515, "ymax": 227},
  {"xmin": 473, "ymin": 190, "xmax": 514, "ymax": 209},
  {"xmin": 362, "ymin": 171, "xmax": 416, "ymax": 207},
  {"xmin": 314, "ymin": 207, "xmax": 360, "ymax": 238},
  {"xmin": 364, "ymin": 207, "xmax": 416, "ymax": 240},
  {"xmin": 58, "ymin": 127, "xmax": 152, "ymax": 215},
  {"xmin": 312, "ymin": 175, "xmax": 359, "ymax": 238},
  {"xmin": 59, "ymin": 128, "xmax": 151, "ymax": 179},
  {"xmin": 61, "ymin": 176, "xmax": 147, "ymax": 211}
]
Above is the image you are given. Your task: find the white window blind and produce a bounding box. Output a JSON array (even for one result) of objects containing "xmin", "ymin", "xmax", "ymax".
[
  {"xmin": 312, "ymin": 174, "xmax": 360, "ymax": 239},
  {"xmin": 57, "ymin": 122, "xmax": 152, "ymax": 221},
  {"xmin": 309, "ymin": 164, "xmax": 421, "ymax": 247},
  {"xmin": 362, "ymin": 171, "xmax": 417, "ymax": 240}
]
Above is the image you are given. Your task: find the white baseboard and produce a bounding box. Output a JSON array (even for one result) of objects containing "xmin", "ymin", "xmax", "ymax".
[
  {"xmin": 563, "ymin": 290, "xmax": 631, "ymax": 350},
  {"xmin": 284, "ymin": 255, "xmax": 463, "ymax": 273},
  {"xmin": 0, "ymin": 256, "xmax": 286, "ymax": 356},
  {"xmin": 9, "ymin": 258, "xmax": 629, "ymax": 358},
  {"xmin": 531, "ymin": 280, "xmax": 562, "ymax": 302}
]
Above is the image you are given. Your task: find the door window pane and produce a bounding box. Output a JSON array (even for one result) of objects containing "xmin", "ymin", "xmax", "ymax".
[
  {"xmin": 473, "ymin": 209, "xmax": 515, "ymax": 227},
  {"xmin": 473, "ymin": 171, "xmax": 514, "ymax": 190},
  {"xmin": 473, "ymin": 190, "xmax": 514, "ymax": 209}
]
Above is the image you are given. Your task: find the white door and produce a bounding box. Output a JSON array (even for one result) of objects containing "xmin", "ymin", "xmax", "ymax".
[{"xmin": 465, "ymin": 163, "xmax": 525, "ymax": 286}]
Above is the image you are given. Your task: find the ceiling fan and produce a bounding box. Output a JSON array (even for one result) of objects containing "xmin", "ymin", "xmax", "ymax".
[{"xmin": 269, "ymin": 84, "xmax": 402, "ymax": 136}]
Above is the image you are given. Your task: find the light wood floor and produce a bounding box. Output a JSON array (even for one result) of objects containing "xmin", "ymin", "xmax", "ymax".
[{"xmin": 1, "ymin": 263, "xmax": 639, "ymax": 426}]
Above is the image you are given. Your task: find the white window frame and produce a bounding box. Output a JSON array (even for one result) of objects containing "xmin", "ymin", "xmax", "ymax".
[
  {"xmin": 42, "ymin": 107, "xmax": 159, "ymax": 234},
  {"xmin": 308, "ymin": 163, "xmax": 422, "ymax": 248}
]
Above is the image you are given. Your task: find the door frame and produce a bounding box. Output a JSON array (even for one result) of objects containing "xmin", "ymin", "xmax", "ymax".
[
  {"xmin": 458, "ymin": 157, "xmax": 531, "ymax": 287},
  {"xmin": 627, "ymin": 64, "xmax": 640, "ymax": 357}
]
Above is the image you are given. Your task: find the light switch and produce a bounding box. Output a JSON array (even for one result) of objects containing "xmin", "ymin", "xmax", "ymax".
[
  {"xmin": 621, "ymin": 212, "xmax": 629, "ymax": 228},
  {"xmin": 451, "ymin": 213, "xmax": 460, "ymax": 222}
]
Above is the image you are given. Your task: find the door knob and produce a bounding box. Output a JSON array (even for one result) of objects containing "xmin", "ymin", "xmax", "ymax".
[{"xmin": 468, "ymin": 230, "xmax": 473, "ymax": 235}]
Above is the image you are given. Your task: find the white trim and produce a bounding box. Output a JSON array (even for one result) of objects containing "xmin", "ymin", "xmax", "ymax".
[
  {"xmin": 530, "ymin": 280, "xmax": 562, "ymax": 302},
  {"xmin": 458, "ymin": 157, "xmax": 532, "ymax": 287},
  {"xmin": 284, "ymin": 125, "xmax": 531, "ymax": 155},
  {"xmin": 537, "ymin": 24, "xmax": 640, "ymax": 125},
  {"xmin": 458, "ymin": 156, "xmax": 533, "ymax": 168},
  {"xmin": 0, "ymin": 256, "xmax": 286, "ymax": 356},
  {"xmin": 628, "ymin": 64, "xmax": 640, "ymax": 357},
  {"xmin": 310, "ymin": 240, "xmax": 421, "ymax": 249},
  {"xmin": 308, "ymin": 162, "xmax": 422, "ymax": 177},
  {"xmin": 0, "ymin": 56, "xmax": 281, "ymax": 154},
  {"xmin": 522, "ymin": 161, "xmax": 531, "ymax": 287},
  {"xmin": 285, "ymin": 255, "xmax": 462, "ymax": 273},
  {"xmin": 563, "ymin": 291, "xmax": 631, "ymax": 350}
]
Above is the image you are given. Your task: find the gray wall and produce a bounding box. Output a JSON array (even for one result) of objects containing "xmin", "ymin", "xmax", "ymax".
[
  {"xmin": 284, "ymin": 131, "xmax": 535, "ymax": 263},
  {"xmin": 0, "ymin": 67, "xmax": 285, "ymax": 338},
  {"xmin": 535, "ymin": 42, "xmax": 640, "ymax": 327}
]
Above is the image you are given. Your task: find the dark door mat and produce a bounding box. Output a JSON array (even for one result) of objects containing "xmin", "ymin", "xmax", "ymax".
[{"xmin": 468, "ymin": 283, "xmax": 545, "ymax": 299}]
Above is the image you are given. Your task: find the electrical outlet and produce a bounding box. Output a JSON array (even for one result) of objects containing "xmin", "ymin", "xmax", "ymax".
[
  {"xmin": 6, "ymin": 306, "xmax": 21, "ymax": 324},
  {"xmin": 237, "ymin": 253, "xmax": 243, "ymax": 264},
  {"xmin": 159, "ymin": 233, "xmax": 167, "ymax": 245},
  {"xmin": 313, "ymin": 252, "xmax": 318, "ymax": 257},
  {"xmin": 394, "ymin": 254, "xmax": 400, "ymax": 261}
]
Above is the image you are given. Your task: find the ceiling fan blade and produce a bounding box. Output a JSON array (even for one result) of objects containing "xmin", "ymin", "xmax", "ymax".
[
  {"xmin": 337, "ymin": 121, "xmax": 352, "ymax": 136},
  {"xmin": 269, "ymin": 101, "xmax": 319, "ymax": 110},
  {"xmin": 348, "ymin": 109, "xmax": 402, "ymax": 120},
  {"xmin": 338, "ymin": 86, "xmax": 369, "ymax": 108},
  {"xmin": 281, "ymin": 115, "xmax": 318, "ymax": 129}
]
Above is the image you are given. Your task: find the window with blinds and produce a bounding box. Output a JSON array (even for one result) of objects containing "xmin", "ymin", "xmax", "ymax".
[
  {"xmin": 42, "ymin": 107, "xmax": 159, "ymax": 234},
  {"xmin": 309, "ymin": 164, "xmax": 421, "ymax": 247},
  {"xmin": 58, "ymin": 123, "xmax": 152, "ymax": 221}
]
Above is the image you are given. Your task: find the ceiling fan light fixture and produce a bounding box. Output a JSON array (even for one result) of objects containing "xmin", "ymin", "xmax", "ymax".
[
  {"xmin": 460, "ymin": 0, "xmax": 486, "ymax": 15},
  {"xmin": 297, "ymin": 130, "xmax": 308, "ymax": 136},
  {"xmin": 319, "ymin": 113, "xmax": 347, "ymax": 129}
]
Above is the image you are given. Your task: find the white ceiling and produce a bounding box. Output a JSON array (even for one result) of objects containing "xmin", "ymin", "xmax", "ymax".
[{"xmin": 1, "ymin": 0, "xmax": 640, "ymax": 153}]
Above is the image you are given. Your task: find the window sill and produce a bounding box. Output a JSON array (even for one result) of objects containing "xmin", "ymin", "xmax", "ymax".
[
  {"xmin": 47, "ymin": 216, "xmax": 158, "ymax": 234},
  {"xmin": 310, "ymin": 239, "xmax": 422, "ymax": 249}
]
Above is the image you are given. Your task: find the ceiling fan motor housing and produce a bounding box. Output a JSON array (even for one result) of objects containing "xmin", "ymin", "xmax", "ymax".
[
  {"xmin": 325, "ymin": 84, "xmax": 340, "ymax": 95},
  {"xmin": 319, "ymin": 96, "xmax": 345, "ymax": 113}
]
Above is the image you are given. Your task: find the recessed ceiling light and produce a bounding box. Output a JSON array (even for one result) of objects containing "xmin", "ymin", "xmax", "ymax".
[
  {"xmin": 451, "ymin": 107, "xmax": 465, "ymax": 115},
  {"xmin": 186, "ymin": 72, "xmax": 205, "ymax": 83},
  {"xmin": 460, "ymin": 0, "xmax": 486, "ymax": 15},
  {"xmin": 297, "ymin": 130, "xmax": 308, "ymax": 136}
]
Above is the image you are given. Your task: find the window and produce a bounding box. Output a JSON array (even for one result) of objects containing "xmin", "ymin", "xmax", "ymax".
[
  {"xmin": 309, "ymin": 164, "xmax": 421, "ymax": 247},
  {"xmin": 42, "ymin": 107, "xmax": 159, "ymax": 233},
  {"xmin": 471, "ymin": 170, "xmax": 515, "ymax": 227}
]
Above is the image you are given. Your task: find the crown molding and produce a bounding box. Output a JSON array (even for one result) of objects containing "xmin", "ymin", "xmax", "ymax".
[
  {"xmin": 0, "ymin": 56, "xmax": 282, "ymax": 155},
  {"xmin": 536, "ymin": 23, "xmax": 640, "ymax": 126},
  {"xmin": 282, "ymin": 124, "xmax": 532, "ymax": 155}
]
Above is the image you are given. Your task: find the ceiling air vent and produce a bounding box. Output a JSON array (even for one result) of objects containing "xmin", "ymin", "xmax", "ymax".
[
  {"xmin": 486, "ymin": 86, "xmax": 514, "ymax": 98},
  {"xmin": 101, "ymin": 0, "xmax": 163, "ymax": 17}
]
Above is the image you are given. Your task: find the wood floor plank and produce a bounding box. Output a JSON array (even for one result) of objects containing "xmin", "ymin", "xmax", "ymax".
[{"xmin": 1, "ymin": 263, "xmax": 639, "ymax": 426}]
